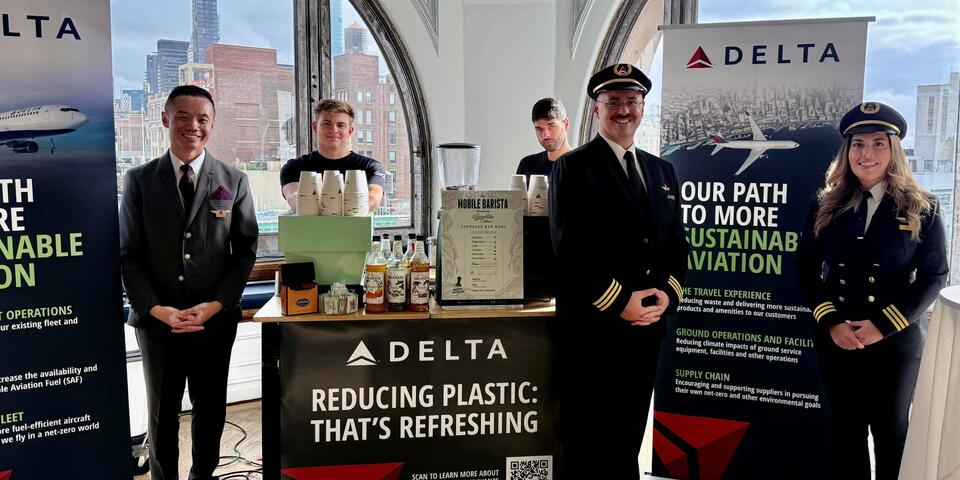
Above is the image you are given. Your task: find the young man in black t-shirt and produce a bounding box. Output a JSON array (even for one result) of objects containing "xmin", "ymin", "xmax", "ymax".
[
  {"xmin": 280, "ymin": 99, "xmax": 386, "ymax": 211},
  {"xmin": 516, "ymin": 97, "xmax": 573, "ymax": 181}
]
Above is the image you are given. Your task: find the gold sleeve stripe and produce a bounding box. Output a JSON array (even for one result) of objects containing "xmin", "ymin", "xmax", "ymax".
[
  {"xmin": 667, "ymin": 276, "xmax": 683, "ymax": 300},
  {"xmin": 813, "ymin": 307, "xmax": 837, "ymax": 323},
  {"xmin": 882, "ymin": 307, "xmax": 904, "ymax": 331},
  {"xmin": 813, "ymin": 302, "xmax": 836, "ymax": 319},
  {"xmin": 593, "ymin": 279, "xmax": 620, "ymax": 307},
  {"xmin": 890, "ymin": 305, "xmax": 909, "ymax": 328},
  {"xmin": 597, "ymin": 283, "xmax": 623, "ymax": 312},
  {"xmin": 883, "ymin": 305, "xmax": 908, "ymax": 331}
]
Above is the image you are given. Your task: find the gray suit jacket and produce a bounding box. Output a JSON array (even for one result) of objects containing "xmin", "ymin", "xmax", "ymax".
[{"xmin": 120, "ymin": 151, "xmax": 259, "ymax": 331}]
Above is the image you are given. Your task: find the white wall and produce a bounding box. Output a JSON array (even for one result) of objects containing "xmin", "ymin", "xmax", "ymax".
[
  {"xmin": 463, "ymin": 0, "xmax": 557, "ymax": 190},
  {"xmin": 379, "ymin": 0, "xmax": 621, "ymax": 207}
]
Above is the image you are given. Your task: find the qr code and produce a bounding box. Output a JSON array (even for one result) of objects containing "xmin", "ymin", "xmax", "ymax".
[{"xmin": 506, "ymin": 455, "xmax": 552, "ymax": 480}]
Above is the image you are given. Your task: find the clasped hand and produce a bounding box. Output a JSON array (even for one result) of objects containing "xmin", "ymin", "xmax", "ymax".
[
  {"xmin": 829, "ymin": 319, "xmax": 882, "ymax": 350},
  {"xmin": 149, "ymin": 301, "xmax": 223, "ymax": 333},
  {"xmin": 620, "ymin": 288, "xmax": 670, "ymax": 326}
]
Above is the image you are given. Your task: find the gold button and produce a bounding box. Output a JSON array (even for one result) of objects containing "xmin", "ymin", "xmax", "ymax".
[
  {"xmin": 868, "ymin": 295, "xmax": 875, "ymax": 303},
  {"xmin": 839, "ymin": 296, "xmax": 845, "ymax": 302},
  {"xmin": 178, "ymin": 275, "xmax": 184, "ymax": 281},
  {"xmin": 185, "ymin": 232, "xmax": 192, "ymax": 239},
  {"xmin": 868, "ymin": 276, "xmax": 875, "ymax": 283},
  {"xmin": 184, "ymin": 253, "xmax": 191, "ymax": 260},
  {"xmin": 840, "ymin": 279, "xmax": 846, "ymax": 285}
]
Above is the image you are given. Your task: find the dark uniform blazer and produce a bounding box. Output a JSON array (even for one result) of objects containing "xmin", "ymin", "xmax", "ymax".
[
  {"xmin": 797, "ymin": 192, "xmax": 947, "ymax": 351},
  {"xmin": 550, "ymin": 134, "xmax": 689, "ymax": 325},
  {"xmin": 120, "ymin": 151, "xmax": 259, "ymax": 330}
]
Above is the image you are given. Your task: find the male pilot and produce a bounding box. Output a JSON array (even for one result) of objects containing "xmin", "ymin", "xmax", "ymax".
[
  {"xmin": 280, "ymin": 99, "xmax": 386, "ymax": 211},
  {"xmin": 120, "ymin": 85, "xmax": 258, "ymax": 480},
  {"xmin": 516, "ymin": 97, "xmax": 573, "ymax": 181},
  {"xmin": 549, "ymin": 64, "xmax": 689, "ymax": 479}
]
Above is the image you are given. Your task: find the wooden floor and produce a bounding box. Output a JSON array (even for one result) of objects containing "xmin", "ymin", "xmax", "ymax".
[{"xmin": 134, "ymin": 400, "xmax": 263, "ymax": 480}]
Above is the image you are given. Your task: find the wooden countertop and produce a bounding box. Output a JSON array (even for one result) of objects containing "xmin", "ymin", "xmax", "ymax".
[{"xmin": 253, "ymin": 296, "xmax": 555, "ymax": 323}]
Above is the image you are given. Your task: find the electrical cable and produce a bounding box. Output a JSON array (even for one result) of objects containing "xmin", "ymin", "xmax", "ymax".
[{"xmin": 168, "ymin": 410, "xmax": 263, "ymax": 479}]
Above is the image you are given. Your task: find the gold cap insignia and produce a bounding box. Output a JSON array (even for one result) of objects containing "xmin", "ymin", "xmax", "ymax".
[
  {"xmin": 614, "ymin": 64, "xmax": 633, "ymax": 77},
  {"xmin": 860, "ymin": 102, "xmax": 880, "ymax": 114}
]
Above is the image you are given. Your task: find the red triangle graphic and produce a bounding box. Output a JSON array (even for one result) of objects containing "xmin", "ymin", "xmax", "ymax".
[
  {"xmin": 652, "ymin": 429, "xmax": 690, "ymax": 479},
  {"xmin": 654, "ymin": 411, "xmax": 749, "ymax": 480},
  {"xmin": 282, "ymin": 463, "xmax": 403, "ymax": 480},
  {"xmin": 687, "ymin": 46, "xmax": 713, "ymax": 69},
  {"xmin": 0, "ymin": 470, "xmax": 11, "ymax": 480}
]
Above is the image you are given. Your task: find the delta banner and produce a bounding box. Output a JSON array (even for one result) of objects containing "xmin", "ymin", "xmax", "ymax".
[
  {"xmin": 654, "ymin": 19, "xmax": 870, "ymax": 479},
  {"xmin": 277, "ymin": 318, "xmax": 559, "ymax": 480},
  {"xmin": 0, "ymin": 1, "xmax": 131, "ymax": 478}
]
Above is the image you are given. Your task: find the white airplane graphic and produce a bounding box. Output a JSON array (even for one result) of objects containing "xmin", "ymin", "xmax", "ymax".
[
  {"xmin": 710, "ymin": 113, "xmax": 799, "ymax": 175},
  {"xmin": 0, "ymin": 104, "xmax": 88, "ymax": 154}
]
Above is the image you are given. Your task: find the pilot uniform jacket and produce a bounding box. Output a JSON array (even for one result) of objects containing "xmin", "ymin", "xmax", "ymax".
[
  {"xmin": 550, "ymin": 134, "xmax": 688, "ymax": 328},
  {"xmin": 120, "ymin": 151, "xmax": 258, "ymax": 330},
  {"xmin": 796, "ymin": 190, "xmax": 947, "ymax": 480},
  {"xmin": 797, "ymin": 192, "xmax": 947, "ymax": 352},
  {"xmin": 549, "ymin": 134, "xmax": 688, "ymax": 479}
]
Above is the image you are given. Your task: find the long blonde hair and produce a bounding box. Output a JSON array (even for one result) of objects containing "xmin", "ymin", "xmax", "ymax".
[{"xmin": 814, "ymin": 135, "xmax": 933, "ymax": 241}]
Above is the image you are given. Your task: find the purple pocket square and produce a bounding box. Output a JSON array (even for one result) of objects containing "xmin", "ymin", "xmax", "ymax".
[{"xmin": 209, "ymin": 186, "xmax": 233, "ymax": 201}]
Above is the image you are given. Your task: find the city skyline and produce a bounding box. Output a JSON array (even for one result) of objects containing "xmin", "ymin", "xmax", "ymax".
[
  {"xmin": 189, "ymin": 0, "xmax": 220, "ymax": 63},
  {"xmin": 111, "ymin": 0, "xmax": 415, "ymax": 242}
]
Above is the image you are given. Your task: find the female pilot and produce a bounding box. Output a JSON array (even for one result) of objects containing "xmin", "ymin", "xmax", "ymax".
[{"xmin": 797, "ymin": 102, "xmax": 948, "ymax": 480}]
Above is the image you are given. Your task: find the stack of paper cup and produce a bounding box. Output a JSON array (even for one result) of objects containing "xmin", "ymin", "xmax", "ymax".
[
  {"xmin": 296, "ymin": 171, "xmax": 320, "ymax": 215},
  {"xmin": 510, "ymin": 174, "xmax": 528, "ymax": 215},
  {"xmin": 320, "ymin": 171, "xmax": 344, "ymax": 216},
  {"xmin": 527, "ymin": 175, "xmax": 549, "ymax": 216},
  {"xmin": 343, "ymin": 170, "xmax": 369, "ymax": 216}
]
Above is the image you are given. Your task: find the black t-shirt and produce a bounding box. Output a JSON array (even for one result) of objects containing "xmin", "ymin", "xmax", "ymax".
[
  {"xmin": 516, "ymin": 151, "xmax": 555, "ymax": 182},
  {"xmin": 279, "ymin": 151, "xmax": 386, "ymax": 192}
]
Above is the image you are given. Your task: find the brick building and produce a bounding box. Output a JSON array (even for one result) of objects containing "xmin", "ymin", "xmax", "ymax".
[
  {"xmin": 332, "ymin": 30, "xmax": 412, "ymax": 217},
  {"xmin": 202, "ymin": 44, "xmax": 296, "ymax": 169}
]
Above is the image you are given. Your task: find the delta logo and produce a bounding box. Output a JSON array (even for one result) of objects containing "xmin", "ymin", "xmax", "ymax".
[
  {"xmin": 0, "ymin": 470, "xmax": 12, "ymax": 480},
  {"xmin": 653, "ymin": 411, "xmax": 749, "ymax": 480},
  {"xmin": 686, "ymin": 43, "xmax": 839, "ymax": 69},
  {"xmin": 346, "ymin": 338, "xmax": 508, "ymax": 366},
  {"xmin": 687, "ymin": 46, "xmax": 713, "ymax": 68}
]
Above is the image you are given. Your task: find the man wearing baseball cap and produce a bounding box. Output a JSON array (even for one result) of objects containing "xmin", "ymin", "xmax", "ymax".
[{"xmin": 549, "ymin": 64, "xmax": 689, "ymax": 478}]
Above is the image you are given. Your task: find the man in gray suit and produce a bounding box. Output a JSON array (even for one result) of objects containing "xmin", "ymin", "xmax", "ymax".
[{"xmin": 120, "ymin": 85, "xmax": 258, "ymax": 480}]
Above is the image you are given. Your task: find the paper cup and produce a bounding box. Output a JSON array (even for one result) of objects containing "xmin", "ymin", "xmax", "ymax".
[
  {"xmin": 320, "ymin": 171, "xmax": 344, "ymax": 216},
  {"xmin": 527, "ymin": 175, "xmax": 549, "ymax": 216},
  {"xmin": 510, "ymin": 174, "xmax": 528, "ymax": 214}
]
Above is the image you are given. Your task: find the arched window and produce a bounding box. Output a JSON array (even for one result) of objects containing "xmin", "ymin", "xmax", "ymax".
[
  {"xmin": 579, "ymin": 0, "xmax": 697, "ymax": 150},
  {"xmin": 296, "ymin": 0, "xmax": 432, "ymax": 235}
]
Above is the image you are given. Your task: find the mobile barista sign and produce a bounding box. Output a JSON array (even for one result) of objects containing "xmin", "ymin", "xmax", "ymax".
[
  {"xmin": 278, "ymin": 318, "xmax": 558, "ymax": 480},
  {"xmin": 0, "ymin": 0, "xmax": 130, "ymax": 478},
  {"xmin": 655, "ymin": 18, "xmax": 871, "ymax": 479}
]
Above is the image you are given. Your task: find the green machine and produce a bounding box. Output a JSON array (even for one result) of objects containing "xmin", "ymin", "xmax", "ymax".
[{"xmin": 278, "ymin": 215, "xmax": 373, "ymax": 285}]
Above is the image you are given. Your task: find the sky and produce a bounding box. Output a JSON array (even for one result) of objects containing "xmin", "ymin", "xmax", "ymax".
[
  {"xmin": 108, "ymin": 0, "xmax": 384, "ymax": 98},
  {"xmin": 109, "ymin": 0, "xmax": 295, "ymax": 96}
]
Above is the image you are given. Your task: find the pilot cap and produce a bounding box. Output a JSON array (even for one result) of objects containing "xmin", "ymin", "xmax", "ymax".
[
  {"xmin": 839, "ymin": 102, "xmax": 907, "ymax": 139},
  {"xmin": 587, "ymin": 63, "xmax": 652, "ymax": 100}
]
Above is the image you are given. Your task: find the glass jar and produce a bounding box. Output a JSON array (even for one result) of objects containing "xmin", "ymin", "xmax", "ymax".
[{"xmin": 322, "ymin": 283, "xmax": 359, "ymax": 315}]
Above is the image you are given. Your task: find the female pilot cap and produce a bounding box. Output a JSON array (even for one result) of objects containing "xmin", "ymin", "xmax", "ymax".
[{"xmin": 839, "ymin": 102, "xmax": 907, "ymax": 139}]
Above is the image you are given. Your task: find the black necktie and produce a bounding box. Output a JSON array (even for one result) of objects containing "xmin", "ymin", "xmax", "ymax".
[
  {"xmin": 855, "ymin": 191, "xmax": 871, "ymax": 238},
  {"xmin": 179, "ymin": 164, "xmax": 195, "ymax": 214},
  {"xmin": 624, "ymin": 150, "xmax": 646, "ymax": 200}
]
